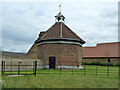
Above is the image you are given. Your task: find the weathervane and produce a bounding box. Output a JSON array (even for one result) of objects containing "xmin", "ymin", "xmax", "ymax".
[
  {"xmin": 59, "ymin": 4, "xmax": 61, "ymax": 13},
  {"xmin": 55, "ymin": 4, "xmax": 65, "ymax": 22}
]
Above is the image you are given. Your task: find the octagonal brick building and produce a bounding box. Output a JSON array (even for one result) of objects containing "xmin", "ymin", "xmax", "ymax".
[
  {"xmin": 35, "ymin": 11, "xmax": 85, "ymax": 69},
  {"xmin": 26, "ymin": 10, "xmax": 85, "ymax": 69}
]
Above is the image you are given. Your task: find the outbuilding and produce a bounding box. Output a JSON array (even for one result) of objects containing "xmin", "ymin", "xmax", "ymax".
[{"xmin": 25, "ymin": 10, "xmax": 85, "ymax": 69}]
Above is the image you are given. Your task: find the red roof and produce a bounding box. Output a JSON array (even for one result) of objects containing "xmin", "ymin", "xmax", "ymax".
[{"xmin": 82, "ymin": 42, "xmax": 120, "ymax": 58}]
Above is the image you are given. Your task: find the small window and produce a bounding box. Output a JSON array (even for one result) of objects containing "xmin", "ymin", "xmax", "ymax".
[{"xmin": 33, "ymin": 50, "xmax": 36, "ymax": 54}]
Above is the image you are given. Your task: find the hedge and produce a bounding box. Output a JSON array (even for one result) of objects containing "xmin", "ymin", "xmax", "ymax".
[{"xmin": 82, "ymin": 60, "xmax": 118, "ymax": 66}]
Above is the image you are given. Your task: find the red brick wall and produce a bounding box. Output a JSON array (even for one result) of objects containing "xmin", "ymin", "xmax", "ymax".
[
  {"xmin": 25, "ymin": 43, "xmax": 38, "ymax": 60},
  {"xmin": 38, "ymin": 44, "xmax": 82, "ymax": 67}
]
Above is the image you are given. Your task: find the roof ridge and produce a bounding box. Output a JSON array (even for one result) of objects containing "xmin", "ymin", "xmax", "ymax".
[{"xmin": 97, "ymin": 42, "xmax": 120, "ymax": 45}]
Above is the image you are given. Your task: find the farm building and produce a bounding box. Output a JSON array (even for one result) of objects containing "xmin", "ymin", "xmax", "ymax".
[
  {"xmin": 82, "ymin": 42, "xmax": 120, "ymax": 64},
  {"xmin": 25, "ymin": 10, "xmax": 85, "ymax": 69}
]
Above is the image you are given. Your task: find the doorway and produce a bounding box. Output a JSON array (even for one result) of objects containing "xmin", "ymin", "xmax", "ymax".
[{"xmin": 49, "ymin": 57, "xmax": 56, "ymax": 69}]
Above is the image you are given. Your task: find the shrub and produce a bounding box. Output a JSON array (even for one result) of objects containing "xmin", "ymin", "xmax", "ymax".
[
  {"xmin": 100, "ymin": 63, "xmax": 107, "ymax": 66},
  {"xmin": 82, "ymin": 61, "xmax": 93, "ymax": 65},
  {"xmin": 113, "ymin": 64, "xmax": 119, "ymax": 67},
  {"xmin": 92, "ymin": 60, "xmax": 101, "ymax": 65},
  {"xmin": 82, "ymin": 61, "xmax": 86, "ymax": 65},
  {"xmin": 82, "ymin": 61, "xmax": 116, "ymax": 66},
  {"xmin": 85, "ymin": 62, "xmax": 92, "ymax": 65},
  {"xmin": 108, "ymin": 63, "xmax": 113, "ymax": 66}
]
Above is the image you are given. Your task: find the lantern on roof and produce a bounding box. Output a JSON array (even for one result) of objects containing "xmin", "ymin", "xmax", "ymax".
[{"xmin": 55, "ymin": 5, "xmax": 65, "ymax": 22}]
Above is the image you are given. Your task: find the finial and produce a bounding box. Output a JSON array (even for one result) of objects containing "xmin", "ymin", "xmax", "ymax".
[
  {"xmin": 55, "ymin": 5, "xmax": 65, "ymax": 23},
  {"xmin": 59, "ymin": 4, "xmax": 61, "ymax": 12}
]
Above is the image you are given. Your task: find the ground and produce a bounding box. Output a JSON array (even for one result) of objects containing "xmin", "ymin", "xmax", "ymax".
[
  {"xmin": 1, "ymin": 65, "xmax": 119, "ymax": 88},
  {"xmin": 2, "ymin": 74, "xmax": 118, "ymax": 88}
]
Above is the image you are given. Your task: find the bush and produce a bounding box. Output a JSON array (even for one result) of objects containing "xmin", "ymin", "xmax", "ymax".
[
  {"xmin": 82, "ymin": 61, "xmax": 86, "ymax": 65},
  {"xmin": 85, "ymin": 62, "xmax": 92, "ymax": 65},
  {"xmin": 82, "ymin": 61, "xmax": 93, "ymax": 65},
  {"xmin": 100, "ymin": 63, "xmax": 114, "ymax": 66},
  {"xmin": 108, "ymin": 63, "xmax": 113, "ymax": 66},
  {"xmin": 113, "ymin": 64, "xmax": 119, "ymax": 67},
  {"xmin": 116, "ymin": 64, "xmax": 119, "ymax": 67},
  {"xmin": 92, "ymin": 60, "xmax": 101, "ymax": 65},
  {"xmin": 101, "ymin": 63, "xmax": 107, "ymax": 66},
  {"xmin": 82, "ymin": 61, "xmax": 117, "ymax": 66}
]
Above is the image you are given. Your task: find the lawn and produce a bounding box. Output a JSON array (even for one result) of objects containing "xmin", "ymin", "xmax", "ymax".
[{"xmin": 2, "ymin": 65, "xmax": 119, "ymax": 88}]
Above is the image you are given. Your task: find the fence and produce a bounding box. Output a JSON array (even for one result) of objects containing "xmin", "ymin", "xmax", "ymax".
[
  {"xmin": 1, "ymin": 60, "xmax": 119, "ymax": 76},
  {"xmin": 1, "ymin": 60, "xmax": 37, "ymax": 76}
]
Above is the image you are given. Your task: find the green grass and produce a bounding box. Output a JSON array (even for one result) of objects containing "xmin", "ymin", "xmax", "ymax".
[
  {"xmin": 4, "ymin": 65, "xmax": 118, "ymax": 75},
  {"xmin": 2, "ymin": 65, "xmax": 119, "ymax": 88}
]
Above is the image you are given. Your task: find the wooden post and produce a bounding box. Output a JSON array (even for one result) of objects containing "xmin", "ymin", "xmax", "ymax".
[{"xmin": 34, "ymin": 61, "xmax": 37, "ymax": 76}]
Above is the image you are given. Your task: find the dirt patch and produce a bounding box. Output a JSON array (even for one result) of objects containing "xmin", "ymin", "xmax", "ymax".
[{"xmin": 6, "ymin": 75, "xmax": 24, "ymax": 78}]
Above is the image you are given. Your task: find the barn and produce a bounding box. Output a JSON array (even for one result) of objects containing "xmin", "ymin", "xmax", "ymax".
[
  {"xmin": 82, "ymin": 42, "xmax": 120, "ymax": 64},
  {"xmin": 25, "ymin": 11, "xmax": 85, "ymax": 69}
]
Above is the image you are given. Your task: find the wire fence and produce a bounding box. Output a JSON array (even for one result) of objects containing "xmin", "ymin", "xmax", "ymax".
[{"xmin": 1, "ymin": 60, "xmax": 119, "ymax": 76}]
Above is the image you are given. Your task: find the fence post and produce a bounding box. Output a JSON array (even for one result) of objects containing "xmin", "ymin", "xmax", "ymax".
[
  {"xmin": 33, "ymin": 61, "xmax": 34, "ymax": 74},
  {"xmin": 1, "ymin": 61, "xmax": 4, "ymax": 76},
  {"xmin": 84, "ymin": 63, "xmax": 86, "ymax": 76},
  {"xmin": 18, "ymin": 61, "xmax": 20, "ymax": 75},
  {"xmin": 96, "ymin": 64, "xmax": 97, "ymax": 76},
  {"xmin": 3, "ymin": 61, "xmax": 5, "ymax": 75},
  {"xmin": 107, "ymin": 63, "xmax": 109, "ymax": 76},
  {"xmin": 11, "ymin": 61, "xmax": 12, "ymax": 74},
  {"xmin": 72, "ymin": 62, "xmax": 73, "ymax": 75},
  {"xmin": 34, "ymin": 61, "xmax": 37, "ymax": 76},
  {"xmin": 60, "ymin": 63, "xmax": 61, "ymax": 76}
]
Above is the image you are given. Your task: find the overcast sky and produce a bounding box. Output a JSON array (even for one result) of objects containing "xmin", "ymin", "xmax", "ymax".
[{"xmin": 0, "ymin": 1, "xmax": 118, "ymax": 53}]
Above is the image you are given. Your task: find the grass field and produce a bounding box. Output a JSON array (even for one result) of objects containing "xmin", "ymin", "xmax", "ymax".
[{"xmin": 2, "ymin": 65, "xmax": 119, "ymax": 88}]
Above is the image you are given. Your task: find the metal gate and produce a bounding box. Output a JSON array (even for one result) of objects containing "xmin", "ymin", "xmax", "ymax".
[{"xmin": 1, "ymin": 60, "xmax": 37, "ymax": 76}]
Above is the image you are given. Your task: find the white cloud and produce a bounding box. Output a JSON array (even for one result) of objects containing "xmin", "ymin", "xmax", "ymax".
[
  {"xmin": 2, "ymin": 2, "xmax": 118, "ymax": 52},
  {"xmin": 1, "ymin": 0, "xmax": 119, "ymax": 3}
]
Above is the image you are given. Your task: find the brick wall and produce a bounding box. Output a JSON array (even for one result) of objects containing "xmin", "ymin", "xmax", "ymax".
[
  {"xmin": 25, "ymin": 43, "xmax": 38, "ymax": 60},
  {"xmin": 38, "ymin": 44, "xmax": 82, "ymax": 67}
]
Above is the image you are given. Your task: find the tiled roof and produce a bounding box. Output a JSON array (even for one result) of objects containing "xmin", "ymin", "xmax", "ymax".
[{"xmin": 36, "ymin": 22, "xmax": 85, "ymax": 44}]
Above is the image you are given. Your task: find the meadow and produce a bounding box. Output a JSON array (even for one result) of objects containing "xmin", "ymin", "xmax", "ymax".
[{"xmin": 2, "ymin": 65, "xmax": 119, "ymax": 88}]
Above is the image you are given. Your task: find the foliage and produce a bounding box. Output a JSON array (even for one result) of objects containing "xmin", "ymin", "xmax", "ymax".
[
  {"xmin": 83, "ymin": 61, "xmax": 118, "ymax": 66},
  {"xmin": 92, "ymin": 60, "xmax": 101, "ymax": 65},
  {"xmin": 100, "ymin": 63, "xmax": 107, "ymax": 66}
]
